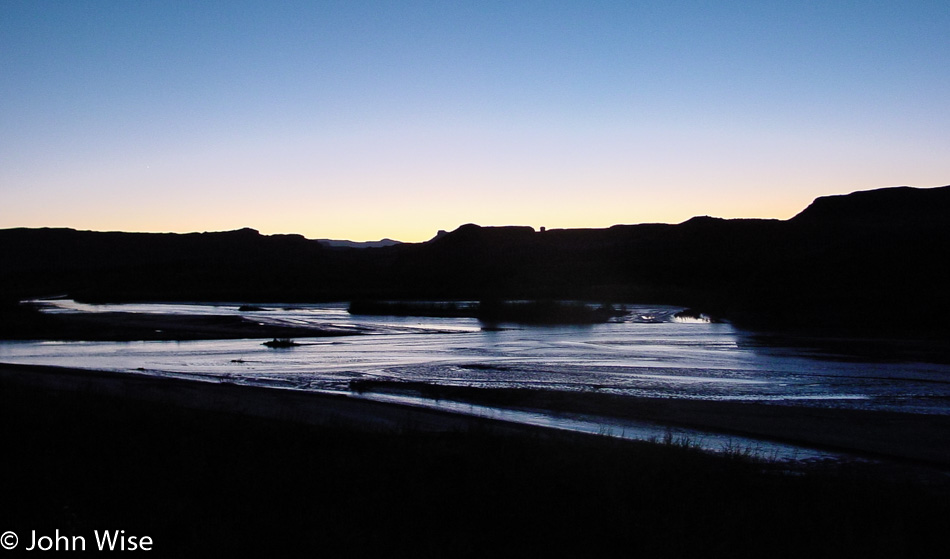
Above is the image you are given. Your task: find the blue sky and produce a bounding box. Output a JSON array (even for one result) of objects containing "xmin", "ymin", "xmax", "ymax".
[{"xmin": 2, "ymin": 0, "xmax": 948, "ymax": 241}]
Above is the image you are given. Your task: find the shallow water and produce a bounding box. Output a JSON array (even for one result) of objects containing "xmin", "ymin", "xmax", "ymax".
[
  {"xmin": 5, "ymin": 300, "xmax": 950, "ymax": 462},
  {"xmin": 3, "ymin": 300, "xmax": 948, "ymax": 417},
  {"xmin": 344, "ymin": 391, "xmax": 848, "ymax": 462}
]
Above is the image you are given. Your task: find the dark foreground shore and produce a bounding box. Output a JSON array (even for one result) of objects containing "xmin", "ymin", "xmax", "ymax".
[{"xmin": 2, "ymin": 364, "xmax": 948, "ymax": 557}]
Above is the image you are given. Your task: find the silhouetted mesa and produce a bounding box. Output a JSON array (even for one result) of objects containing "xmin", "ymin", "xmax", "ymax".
[{"xmin": 2, "ymin": 185, "xmax": 949, "ymax": 334}]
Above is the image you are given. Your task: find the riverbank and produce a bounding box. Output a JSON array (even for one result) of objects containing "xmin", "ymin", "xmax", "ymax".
[
  {"xmin": 2, "ymin": 363, "xmax": 948, "ymax": 556},
  {"xmin": 0, "ymin": 302, "xmax": 354, "ymax": 341},
  {"xmin": 349, "ymin": 380, "xmax": 950, "ymax": 469},
  {"xmin": 6, "ymin": 362, "xmax": 950, "ymax": 469}
]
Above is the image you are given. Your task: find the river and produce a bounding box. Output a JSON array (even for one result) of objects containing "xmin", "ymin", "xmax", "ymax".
[{"xmin": 2, "ymin": 299, "xmax": 948, "ymax": 461}]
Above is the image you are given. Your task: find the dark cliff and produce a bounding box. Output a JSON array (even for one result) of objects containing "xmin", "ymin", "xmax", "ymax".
[{"xmin": 2, "ymin": 185, "xmax": 948, "ymax": 333}]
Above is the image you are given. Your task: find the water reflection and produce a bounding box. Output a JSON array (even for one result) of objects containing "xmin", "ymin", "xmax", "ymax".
[{"xmin": 2, "ymin": 300, "xmax": 949, "ymax": 417}]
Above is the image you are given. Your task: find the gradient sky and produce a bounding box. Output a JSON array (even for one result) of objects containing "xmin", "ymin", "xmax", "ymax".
[{"xmin": 2, "ymin": 1, "xmax": 948, "ymax": 241}]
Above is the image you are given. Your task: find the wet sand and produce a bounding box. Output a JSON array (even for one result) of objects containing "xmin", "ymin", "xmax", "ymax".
[
  {"xmin": 0, "ymin": 362, "xmax": 541, "ymax": 436},
  {"xmin": 350, "ymin": 381, "xmax": 950, "ymax": 468},
  {"xmin": 4, "ymin": 362, "xmax": 949, "ymax": 470}
]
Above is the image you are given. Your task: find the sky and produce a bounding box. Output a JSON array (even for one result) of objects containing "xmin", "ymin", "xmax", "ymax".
[{"xmin": 1, "ymin": 1, "xmax": 948, "ymax": 242}]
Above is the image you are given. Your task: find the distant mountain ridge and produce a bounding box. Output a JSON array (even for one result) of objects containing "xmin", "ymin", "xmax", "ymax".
[
  {"xmin": 2, "ymin": 184, "xmax": 948, "ymax": 333},
  {"xmin": 316, "ymin": 238, "xmax": 402, "ymax": 249}
]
